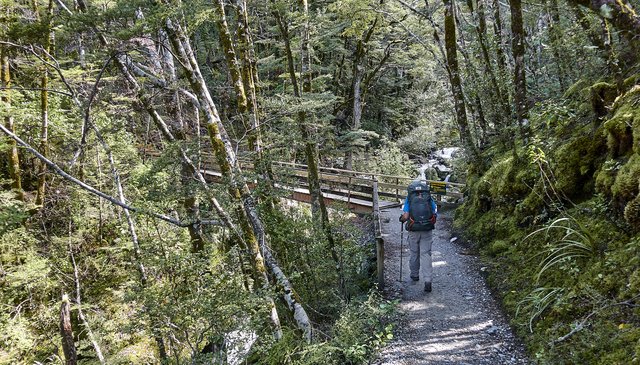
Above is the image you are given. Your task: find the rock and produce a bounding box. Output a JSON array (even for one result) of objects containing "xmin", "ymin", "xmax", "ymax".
[{"xmin": 450, "ymin": 237, "xmax": 458, "ymax": 243}]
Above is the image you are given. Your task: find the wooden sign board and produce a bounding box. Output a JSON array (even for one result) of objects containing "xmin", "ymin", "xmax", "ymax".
[{"xmin": 430, "ymin": 181, "xmax": 447, "ymax": 195}]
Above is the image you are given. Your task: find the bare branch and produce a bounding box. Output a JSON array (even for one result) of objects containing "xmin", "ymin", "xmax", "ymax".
[{"xmin": 0, "ymin": 123, "xmax": 221, "ymax": 228}]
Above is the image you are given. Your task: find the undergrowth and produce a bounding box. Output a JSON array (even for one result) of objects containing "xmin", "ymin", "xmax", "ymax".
[{"xmin": 454, "ymin": 77, "xmax": 640, "ymax": 364}]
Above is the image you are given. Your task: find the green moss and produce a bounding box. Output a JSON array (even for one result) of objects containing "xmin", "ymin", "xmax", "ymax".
[
  {"xmin": 604, "ymin": 85, "xmax": 640, "ymax": 156},
  {"xmin": 487, "ymin": 240, "xmax": 510, "ymax": 256},
  {"xmin": 591, "ymin": 81, "xmax": 618, "ymax": 119},
  {"xmin": 595, "ymin": 159, "xmax": 622, "ymax": 197},
  {"xmin": 553, "ymin": 134, "xmax": 606, "ymax": 198},
  {"xmin": 611, "ymin": 154, "xmax": 640, "ymax": 203},
  {"xmin": 564, "ymin": 79, "xmax": 591, "ymax": 99},
  {"xmin": 623, "ymin": 73, "xmax": 640, "ymax": 90},
  {"xmin": 624, "ymin": 195, "xmax": 640, "ymax": 228}
]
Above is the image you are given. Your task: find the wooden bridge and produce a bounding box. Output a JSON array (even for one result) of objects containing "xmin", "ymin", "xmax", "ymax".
[
  {"xmin": 144, "ymin": 148, "xmax": 465, "ymax": 290},
  {"xmin": 197, "ymin": 155, "xmax": 466, "ymax": 214}
]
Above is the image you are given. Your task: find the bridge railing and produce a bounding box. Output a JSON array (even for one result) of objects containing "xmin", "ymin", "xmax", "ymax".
[
  {"xmin": 270, "ymin": 160, "xmax": 465, "ymax": 205},
  {"xmin": 142, "ymin": 148, "xmax": 465, "ymax": 209}
]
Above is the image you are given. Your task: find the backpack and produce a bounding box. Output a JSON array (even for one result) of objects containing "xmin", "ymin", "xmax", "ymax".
[{"xmin": 406, "ymin": 180, "xmax": 434, "ymax": 231}]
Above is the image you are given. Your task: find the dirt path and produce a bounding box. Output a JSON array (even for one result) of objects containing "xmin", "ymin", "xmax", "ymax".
[{"xmin": 374, "ymin": 205, "xmax": 531, "ymax": 365}]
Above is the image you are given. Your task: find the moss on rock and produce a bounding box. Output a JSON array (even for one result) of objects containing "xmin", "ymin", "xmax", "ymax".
[{"xmin": 553, "ymin": 134, "xmax": 606, "ymax": 199}]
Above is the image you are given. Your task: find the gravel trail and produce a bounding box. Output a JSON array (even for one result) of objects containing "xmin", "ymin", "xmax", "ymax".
[{"xmin": 374, "ymin": 205, "xmax": 531, "ymax": 365}]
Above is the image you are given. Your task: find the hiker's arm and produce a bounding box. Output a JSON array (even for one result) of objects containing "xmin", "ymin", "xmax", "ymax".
[{"xmin": 399, "ymin": 197, "xmax": 410, "ymax": 222}]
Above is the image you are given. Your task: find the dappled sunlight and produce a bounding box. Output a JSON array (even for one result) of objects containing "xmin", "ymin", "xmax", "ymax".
[{"xmin": 432, "ymin": 260, "xmax": 448, "ymax": 267}]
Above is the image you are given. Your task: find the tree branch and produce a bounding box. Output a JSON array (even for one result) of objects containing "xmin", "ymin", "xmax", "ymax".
[{"xmin": 0, "ymin": 123, "xmax": 221, "ymax": 228}]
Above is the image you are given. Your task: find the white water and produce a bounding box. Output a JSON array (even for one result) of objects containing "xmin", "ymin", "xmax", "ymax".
[{"xmin": 418, "ymin": 147, "xmax": 460, "ymax": 180}]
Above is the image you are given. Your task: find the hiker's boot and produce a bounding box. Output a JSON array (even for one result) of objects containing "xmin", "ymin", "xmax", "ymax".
[
  {"xmin": 410, "ymin": 276, "xmax": 419, "ymax": 282},
  {"xmin": 424, "ymin": 282, "xmax": 432, "ymax": 292}
]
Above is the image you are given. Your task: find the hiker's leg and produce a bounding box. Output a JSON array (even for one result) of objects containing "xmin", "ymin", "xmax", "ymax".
[
  {"xmin": 420, "ymin": 230, "xmax": 433, "ymax": 283},
  {"xmin": 408, "ymin": 231, "xmax": 420, "ymax": 280}
]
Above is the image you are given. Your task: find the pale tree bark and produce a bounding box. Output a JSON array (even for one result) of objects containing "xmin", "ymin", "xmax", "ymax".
[
  {"xmin": 1, "ymin": 45, "xmax": 23, "ymax": 201},
  {"xmin": 163, "ymin": 16, "xmax": 312, "ymax": 341},
  {"xmin": 70, "ymin": 247, "xmax": 106, "ymax": 364},
  {"xmin": 344, "ymin": 19, "xmax": 378, "ymax": 171},
  {"xmin": 444, "ymin": 0, "xmax": 479, "ymax": 160},
  {"xmin": 158, "ymin": 29, "xmax": 206, "ymax": 252},
  {"xmin": 60, "ymin": 294, "xmax": 77, "ymax": 365},
  {"xmin": 35, "ymin": 0, "xmax": 54, "ymax": 206}
]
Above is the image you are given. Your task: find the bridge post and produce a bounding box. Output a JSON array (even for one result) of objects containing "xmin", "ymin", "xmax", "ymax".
[
  {"xmin": 347, "ymin": 176, "xmax": 352, "ymax": 207},
  {"xmin": 373, "ymin": 179, "xmax": 384, "ymax": 290}
]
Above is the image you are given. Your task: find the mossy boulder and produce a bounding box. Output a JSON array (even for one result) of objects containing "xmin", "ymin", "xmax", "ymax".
[
  {"xmin": 603, "ymin": 85, "xmax": 640, "ymax": 157},
  {"xmin": 487, "ymin": 239, "xmax": 510, "ymax": 256},
  {"xmin": 553, "ymin": 134, "xmax": 606, "ymax": 199},
  {"xmin": 590, "ymin": 81, "xmax": 618, "ymax": 119},
  {"xmin": 624, "ymin": 195, "xmax": 640, "ymax": 229},
  {"xmin": 611, "ymin": 154, "xmax": 640, "ymax": 204}
]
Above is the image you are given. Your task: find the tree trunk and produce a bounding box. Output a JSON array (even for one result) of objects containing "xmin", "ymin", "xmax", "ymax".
[
  {"xmin": 492, "ymin": 0, "xmax": 508, "ymax": 71},
  {"xmin": 60, "ymin": 294, "xmax": 77, "ymax": 365},
  {"xmin": 547, "ymin": 0, "xmax": 567, "ymax": 92},
  {"xmin": 571, "ymin": 0, "xmax": 640, "ymax": 41},
  {"xmin": 164, "ymin": 18, "xmax": 314, "ymax": 340},
  {"xmin": 215, "ymin": 0, "xmax": 248, "ymax": 114},
  {"xmin": 468, "ymin": 0, "xmax": 510, "ymax": 128},
  {"xmin": 444, "ymin": 0, "xmax": 478, "ymax": 159},
  {"xmin": 570, "ymin": 3, "xmax": 606, "ymax": 51},
  {"xmin": 509, "ymin": 0, "xmax": 530, "ymax": 140},
  {"xmin": 70, "ymin": 249, "xmax": 106, "ymax": 364},
  {"xmin": 236, "ymin": 0, "xmax": 278, "ymax": 212},
  {"xmin": 345, "ymin": 19, "xmax": 377, "ymax": 171},
  {"xmin": 1, "ymin": 46, "xmax": 23, "ymax": 201},
  {"xmin": 158, "ymin": 29, "xmax": 206, "ymax": 251},
  {"xmin": 35, "ymin": 0, "xmax": 54, "ymax": 206}
]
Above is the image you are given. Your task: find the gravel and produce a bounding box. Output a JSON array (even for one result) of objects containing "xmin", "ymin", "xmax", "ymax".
[{"xmin": 373, "ymin": 205, "xmax": 531, "ymax": 365}]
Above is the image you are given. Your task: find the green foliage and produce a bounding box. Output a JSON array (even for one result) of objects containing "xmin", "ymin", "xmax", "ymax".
[{"xmin": 256, "ymin": 292, "xmax": 397, "ymax": 365}]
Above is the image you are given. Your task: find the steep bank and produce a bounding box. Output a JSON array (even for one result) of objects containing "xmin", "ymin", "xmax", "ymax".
[{"xmin": 453, "ymin": 80, "xmax": 640, "ymax": 363}]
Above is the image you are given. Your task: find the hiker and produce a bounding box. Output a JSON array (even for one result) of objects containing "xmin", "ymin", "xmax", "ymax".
[{"xmin": 399, "ymin": 180, "xmax": 437, "ymax": 292}]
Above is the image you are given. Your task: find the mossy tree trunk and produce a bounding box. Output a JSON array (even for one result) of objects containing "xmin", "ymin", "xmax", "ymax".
[
  {"xmin": 1, "ymin": 45, "xmax": 23, "ymax": 201},
  {"xmin": 491, "ymin": 0, "xmax": 508, "ymax": 74},
  {"xmin": 344, "ymin": 18, "xmax": 378, "ymax": 171},
  {"xmin": 164, "ymin": 16, "xmax": 313, "ymax": 340},
  {"xmin": 547, "ymin": 0, "xmax": 567, "ymax": 92},
  {"xmin": 444, "ymin": 0, "xmax": 479, "ymax": 161},
  {"xmin": 467, "ymin": 0, "xmax": 510, "ymax": 132},
  {"xmin": 236, "ymin": 0, "xmax": 278, "ymax": 211},
  {"xmin": 35, "ymin": 0, "xmax": 54, "ymax": 206},
  {"xmin": 509, "ymin": 0, "xmax": 530, "ymax": 141},
  {"xmin": 571, "ymin": 0, "xmax": 640, "ymax": 43}
]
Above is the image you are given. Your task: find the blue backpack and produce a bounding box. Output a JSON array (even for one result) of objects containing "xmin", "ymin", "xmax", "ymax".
[{"xmin": 407, "ymin": 181, "xmax": 434, "ymax": 231}]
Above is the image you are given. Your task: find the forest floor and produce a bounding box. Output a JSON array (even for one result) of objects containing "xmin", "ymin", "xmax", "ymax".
[{"xmin": 373, "ymin": 205, "xmax": 531, "ymax": 365}]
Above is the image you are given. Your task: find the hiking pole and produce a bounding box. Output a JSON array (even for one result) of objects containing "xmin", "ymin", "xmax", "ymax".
[{"xmin": 399, "ymin": 221, "xmax": 404, "ymax": 282}]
